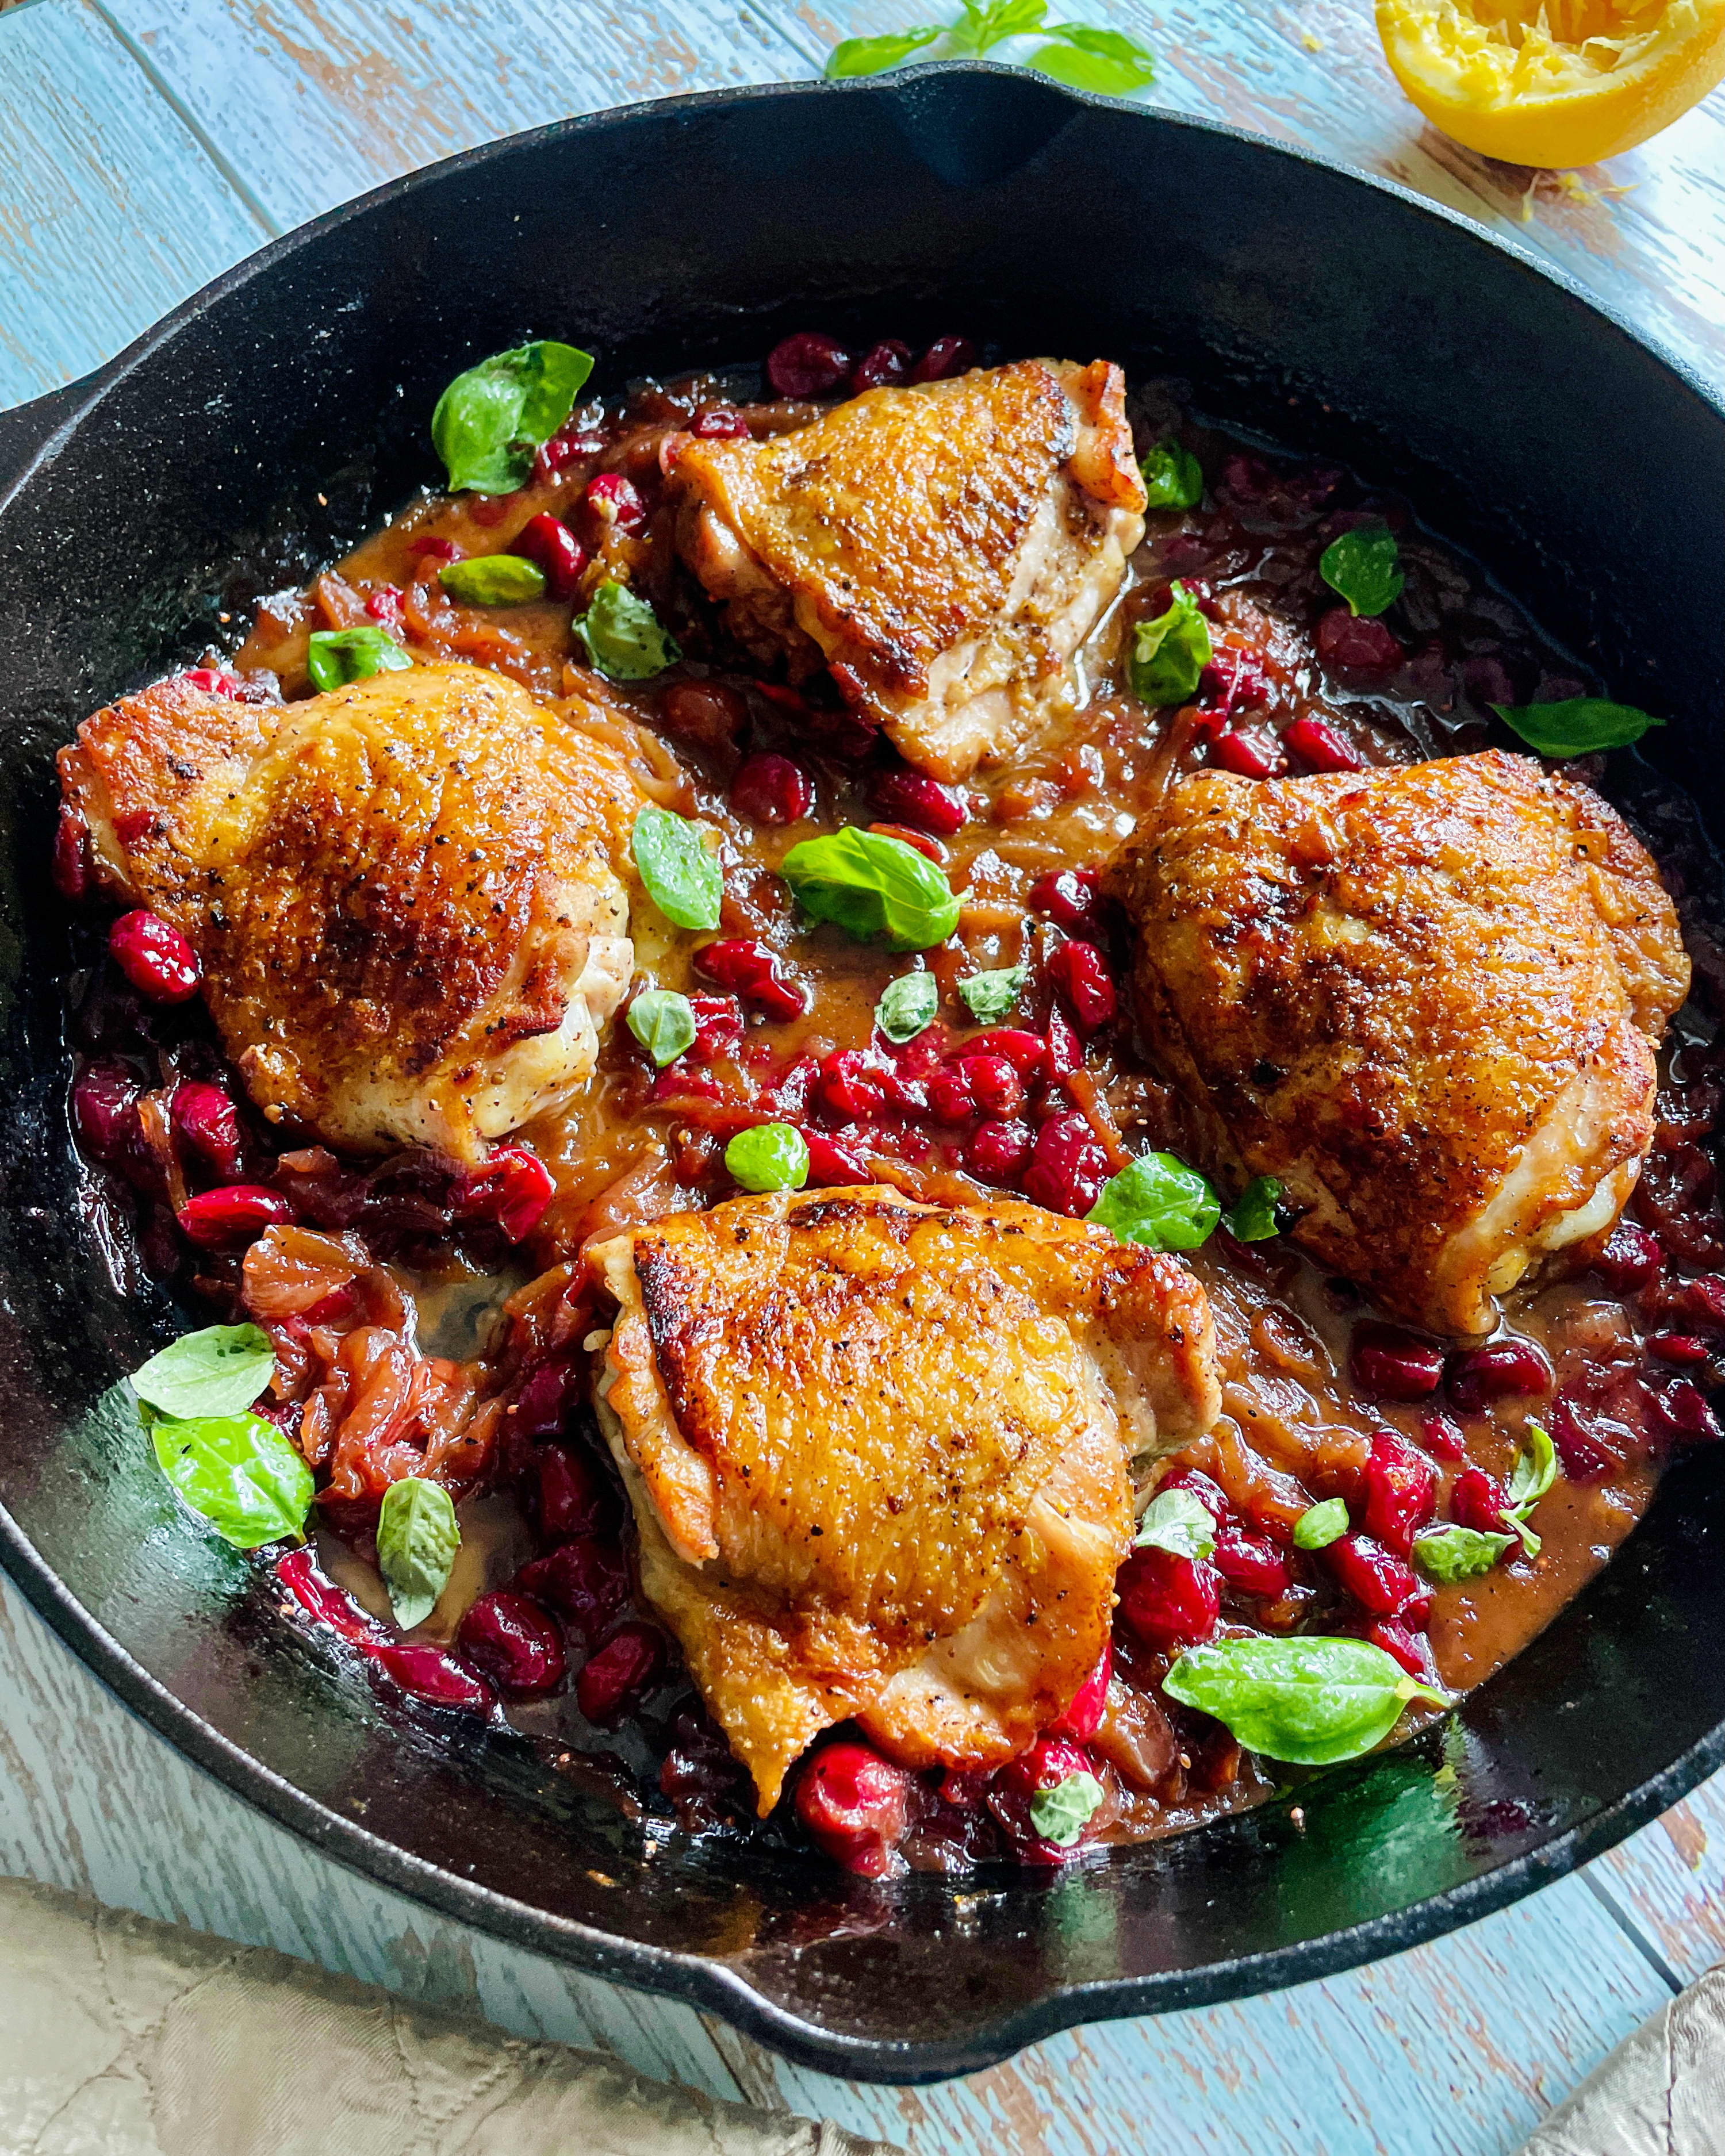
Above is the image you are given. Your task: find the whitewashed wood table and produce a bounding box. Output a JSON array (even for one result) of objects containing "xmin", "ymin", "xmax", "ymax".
[{"xmin": 2, "ymin": 3, "xmax": 1724, "ymax": 2148}]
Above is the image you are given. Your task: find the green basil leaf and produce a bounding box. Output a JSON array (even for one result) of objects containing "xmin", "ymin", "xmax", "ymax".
[
  {"xmin": 150, "ymin": 1410, "xmax": 313, "ymax": 1550},
  {"xmin": 1163, "ymin": 1635, "xmax": 1448, "ymax": 1767},
  {"xmin": 1318, "ymin": 524, "xmax": 1404, "ymax": 618},
  {"xmin": 376, "ymin": 1475, "xmax": 461, "ymax": 1631},
  {"xmin": 1292, "ymin": 1497, "xmax": 1350, "ymax": 1551},
  {"xmin": 1507, "ymin": 1421, "xmax": 1558, "ymax": 1513},
  {"xmin": 1028, "ymin": 1768, "xmax": 1105, "ymax": 1847},
  {"xmin": 825, "ymin": 24, "xmax": 942, "ymax": 76},
  {"xmin": 1030, "ymin": 22, "xmax": 1155, "ymax": 93},
  {"xmin": 627, "ymin": 987, "xmax": 698, "ymax": 1067},
  {"xmin": 1140, "ymin": 439, "xmax": 1203, "ymax": 511},
  {"xmin": 439, "ymin": 555, "xmax": 546, "ymax": 606},
  {"xmin": 1134, "ymin": 1487, "xmax": 1216, "ymax": 1563},
  {"xmin": 951, "ymin": 0, "xmax": 1047, "ymax": 52},
  {"xmin": 876, "ymin": 970, "xmax": 938, "ymax": 1045},
  {"xmin": 1412, "ymin": 1522, "xmax": 1515, "ymax": 1583},
  {"xmin": 632, "ymin": 804, "xmax": 723, "ymax": 932},
  {"xmin": 724, "ymin": 1122, "xmax": 810, "ymax": 1194},
  {"xmin": 1129, "ymin": 581, "xmax": 1211, "ymax": 707},
  {"xmin": 430, "ymin": 340, "xmax": 594, "ymax": 495},
  {"xmin": 573, "ymin": 579, "xmax": 681, "ymax": 681},
  {"xmin": 1225, "ymin": 1175, "xmax": 1283, "ymax": 1243},
  {"xmin": 1087, "ymin": 1150, "xmax": 1220, "ymax": 1252},
  {"xmin": 958, "ymin": 962, "xmax": 1029, "ymax": 1023},
  {"xmin": 305, "ymin": 626, "xmax": 412, "ymax": 695},
  {"xmin": 1491, "ymin": 696, "xmax": 1663, "ymax": 757},
  {"xmin": 781, "ymin": 827, "xmax": 961, "ymax": 952},
  {"xmin": 131, "ymin": 1323, "xmax": 276, "ymax": 1422}
]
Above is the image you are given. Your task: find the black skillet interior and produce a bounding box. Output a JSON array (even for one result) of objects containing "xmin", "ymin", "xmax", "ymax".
[{"xmin": 1, "ymin": 65, "xmax": 1723, "ymax": 2083}]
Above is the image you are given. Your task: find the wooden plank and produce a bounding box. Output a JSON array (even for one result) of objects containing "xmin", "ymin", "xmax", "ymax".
[
  {"xmin": 1589, "ymin": 1767, "xmax": 1725, "ymax": 1990},
  {"xmin": 0, "ymin": 0, "xmax": 267, "ymax": 405}
]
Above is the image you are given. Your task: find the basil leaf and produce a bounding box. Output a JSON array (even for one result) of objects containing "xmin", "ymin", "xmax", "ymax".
[
  {"xmin": 951, "ymin": 0, "xmax": 1047, "ymax": 52},
  {"xmin": 1088, "ymin": 1150, "xmax": 1220, "ymax": 1252},
  {"xmin": 150, "ymin": 1410, "xmax": 313, "ymax": 1550},
  {"xmin": 1134, "ymin": 1487, "xmax": 1216, "ymax": 1563},
  {"xmin": 1507, "ymin": 1422, "xmax": 1558, "ymax": 1512},
  {"xmin": 1319, "ymin": 524, "xmax": 1404, "ymax": 618},
  {"xmin": 724, "ymin": 1122, "xmax": 810, "ymax": 1194},
  {"xmin": 376, "ymin": 1475, "xmax": 461, "ymax": 1631},
  {"xmin": 1163, "ymin": 1635, "xmax": 1448, "ymax": 1767},
  {"xmin": 1129, "ymin": 581, "xmax": 1211, "ymax": 707},
  {"xmin": 876, "ymin": 970, "xmax": 938, "ymax": 1045},
  {"xmin": 1413, "ymin": 1522, "xmax": 1515, "ymax": 1582},
  {"xmin": 305, "ymin": 626, "xmax": 412, "ymax": 694},
  {"xmin": 825, "ymin": 24, "xmax": 941, "ymax": 76},
  {"xmin": 959, "ymin": 963, "xmax": 1029, "ymax": 1023},
  {"xmin": 632, "ymin": 804, "xmax": 723, "ymax": 932},
  {"xmin": 1028, "ymin": 1769, "xmax": 1105, "ymax": 1847},
  {"xmin": 440, "ymin": 555, "xmax": 546, "ymax": 606},
  {"xmin": 1225, "ymin": 1175, "xmax": 1283, "ymax": 1242},
  {"xmin": 627, "ymin": 987, "xmax": 698, "ymax": 1067},
  {"xmin": 131, "ymin": 1322, "xmax": 275, "ymax": 1422},
  {"xmin": 781, "ymin": 827, "xmax": 961, "ymax": 952},
  {"xmin": 1492, "ymin": 696, "xmax": 1662, "ymax": 757},
  {"xmin": 574, "ymin": 579, "xmax": 681, "ymax": 681},
  {"xmin": 431, "ymin": 340, "xmax": 593, "ymax": 495},
  {"xmin": 1292, "ymin": 1497, "xmax": 1349, "ymax": 1551},
  {"xmin": 1140, "ymin": 439, "xmax": 1203, "ymax": 512},
  {"xmin": 1030, "ymin": 23, "xmax": 1155, "ymax": 93}
]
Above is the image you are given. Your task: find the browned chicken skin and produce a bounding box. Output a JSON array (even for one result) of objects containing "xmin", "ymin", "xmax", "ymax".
[
  {"xmin": 59, "ymin": 661, "xmax": 649, "ymax": 1161},
  {"xmin": 673, "ymin": 359, "xmax": 1147, "ymax": 781},
  {"xmin": 1107, "ymin": 751, "xmax": 1689, "ymax": 1337},
  {"xmin": 591, "ymin": 1186, "xmax": 1219, "ymax": 1812}
]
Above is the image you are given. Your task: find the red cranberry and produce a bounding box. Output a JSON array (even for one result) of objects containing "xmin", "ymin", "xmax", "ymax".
[
  {"xmin": 962, "ymin": 1027, "xmax": 1047, "ymax": 1075},
  {"xmin": 1045, "ymin": 1003, "xmax": 1084, "ymax": 1081},
  {"xmin": 576, "ymin": 1621, "xmax": 665, "ymax": 1721},
  {"xmin": 1547, "ymin": 1397, "xmax": 1616, "ymax": 1483},
  {"xmin": 685, "ymin": 994, "xmax": 745, "ymax": 1062},
  {"xmin": 850, "ymin": 339, "xmax": 912, "ymax": 392},
  {"xmin": 538, "ymin": 1445, "xmax": 611, "ymax": 1541},
  {"xmin": 464, "ymin": 1146, "xmax": 554, "ymax": 1241},
  {"xmin": 1028, "ymin": 868, "xmax": 1106, "ymax": 937},
  {"xmin": 1023, "ymin": 1111, "xmax": 1110, "ymax": 1217},
  {"xmin": 364, "ymin": 585, "xmax": 406, "ymax": 630},
  {"xmin": 370, "ymin": 1641, "xmax": 494, "ymax": 1713},
  {"xmin": 1116, "ymin": 1544, "xmax": 1220, "ymax": 1651},
  {"xmin": 1649, "ymin": 1378, "xmax": 1724, "ymax": 1445},
  {"xmin": 1451, "ymin": 1467, "xmax": 1512, "ymax": 1535},
  {"xmin": 515, "ymin": 1539, "xmax": 629, "ymax": 1646},
  {"xmin": 689, "ymin": 404, "xmax": 751, "ymax": 439},
  {"xmin": 796, "ymin": 1741, "xmax": 915, "ymax": 1878},
  {"xmin": 870, "ymin": 768, "xmax": 967, "ymax": 837},
  {"xmin": 928, "ymin": 1063, "xmax": 979, "ymax": 1125},
  {"xmin": 1351, "ymin": 1320, "xmax": 1444, "ymax": 1401},
  {"xmin": 1448, "ymin": 1337, "xmax": 1553, "ymax": 1415},
  {"xmin": 1650, "ymin": 1332, "xmax": 1711, "ymax": 1366},
  {"xmin": 966, "ymin": 1117, "xmax": 1034, "ymax": 1182},
  {"xmin": 988, "ymin": 1735, "xmax": 1102, "ymax": 1865},
  {"xmin": 957, "ymin": 1054, "xmax": 1024, "ymax": 1118},
  {"xmin": 1419, "ymin": 1411, "xmax": 1467, "ymax": 1463},
  {"xmin": 72, "ymin": 1061, "xmax": 142, "ymax": 1167},
  {"xmin": 1364, "ymin": 1616, "xmax": 1434, "ymax": 1679},
  {"xmin": 1198, "ymin": 647, "xmax": 1270, "ymax": 718},
  {"xmin": 909, "ymin": 336, "xmax": 979, "ymax": 383},
  {"xmin": 178, "ymin": 667, "xmax": 246, "ymax": 697},
  {"xmin": 731, "ymin": 752, "xmax": 813, "ymax": 826},
  {"xmin": 178, "ymin": 1184, "xmax": 295, "ymax": 1249},
  {"xmin": 766, "ymin": 332, "xmax": 853, "ymax": 400},
  {"xmin": 1590, "ymin": 1222, "xmax": 1663, "ymax": 1292},
  {"xmin": 109, "ymin": 911, "xmax": 200, "ymax": 1003},
  {"xmin": 1282, "ymin": 713, "xmax": 1364, "ymax": 773},
  {"xmin": 457, "ymin": 1590, "xmax": 566, "ymax": 1698},
  {"xmin": 1324, "ymin": 1532, "xmax": 1419, "ymax": 1617},
  {"xmin": 1659, "ymin": 1275, "xmax": 1725, "ymax": 1333},
  {"xmin": 512, "ymin": 1357, "xmax": 583, "ymax": 1441},
  {"xmin": 819, "ymin": 1049, "xmax": 887, "ymax": 1123},
  {"xmin": 802, "ymin": 1127, "xmax": 871, "ymax": 1185},
  {"xmin": 277, "ymin": 1547, "xmax": 389, "ymax": 1646},
  {"xmin": 515, "ymin": 511, "xmax": 588, "ymax": 600},
  {"xmin": 694, "ymin": 939, "xmax": 810, "ymax": 1022},
  {"xmin": 583, "ymin": 471, "xmax": 645, "ymax": 534},
  {"xmin": 52, "ymin": 805, "xmax": 90, "ymax": 900},
  {"xmin": 1359, "ymin": 1430, "xmax": 1438, "ymax": 1557},
  {"xmin": 1047, "ymin": 941, "xmax": 1116, "ymax": 1033},
  {"xmin": 1212, "ymin": 729, "xmax": 1288, "ymax": 779},
  {"xmin": 171, "ymin": 1081, "xmax": 247, "ymax": 1183},
  {"xmin": 407, "ymin": 534, "xmax": 461, "ymax": 561},
  {"xmin": 1212, "ymin": 1519, "xmax": 1292, "ymax": 1597},
  {"xmin": 1047, "ymin": 1643, "xmax": 1111, "ymax": 1740},
  {"xmin": 1316, "ymin": 609, "xmax": 1403, "ymax": 674},
  {"xmin": 1159, "ymin": 1467, "xmax": 1229, "ymax": 1523}
]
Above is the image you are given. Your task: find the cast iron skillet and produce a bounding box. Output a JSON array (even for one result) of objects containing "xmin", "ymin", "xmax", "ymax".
[{"xmin": 1, "ymin": 63, "xmax": 1722, "ymax": 2085}]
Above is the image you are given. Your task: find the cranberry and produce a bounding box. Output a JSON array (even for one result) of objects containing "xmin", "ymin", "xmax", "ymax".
[
  {"xmin": 576, "ymin": 1621, "xmax": 665, "ymax": 1721},
  {"xmin": 457, "ymin": 1590, "xmax": 566, "ymax": 1698},
  {"xmin": 171, "ymin": 1081, "xmax": 247, "ymax": 1183},
  {"xmin": 1365, "ymin": 1616, "xmax": 1433, "ymax": 1679},
  {"xmin": 370, "ymin": 1641, "xmax": 494, "ymax": 1713},
  {"xmin": 277, "ymin": 1547, "xmax": 389, "ymax": 1647},
  {"xmin": 687, "ymin": 993, "xmax": 746, "ymax": 1062},
  {"xmin": 1649, "ymin": 1378, "xmax": 1724, "ymax": 1445},
  {"xmin": 694, "ymin": 939, "xmax": 810, "ymax": 1023},
  {"xmin": 1198, "ymin": 647, "xmax": 1270, "ymax": 718},
  {"xmin": 1023, "ymin": 1111, "xmax": 1110, "ymax": 1217},
  {"xmin": 538, "ymin": 1445, "xmax": 611, "ymax": 1541},
  {"xmin": 689, "ymin": 404, "xmax": 751, "ymax": 439},
  {"xmin": 583, "ymin": 471, "xmax": 645, "ymax": 534},
  {"xmin": 1447, "ymin": 1337, "xmax": 1553, "ymax": 1415},
  {"xmin": 1046, "ymin": 941, "xmax": 1117, "ymax": 1033},
  {"xmin": 109, "ymin": 911, "xmax": 200, "ymax": 1003},
  {"xmin": 819, "ymin": 1049, "xmax": 887, "ymax": 1123},
  {"xmin": 1359, "ymin": 1430, "xmax": 1437, "ymax": 1557},
  {"xmin": 1116, "ymin": 1544, "xmax": 1220, "ymax": 1651},
  {"xmin": 731, "ymin": 751, "xmax": 813, "ymax": 826},
  {"xmin": 1650, "ymin": 1332, "xmax": 1711, "ymax": 1366},
  {"xmin": 988, "ymin": 1735, "xmax": 1101, "ymax": 1865},
  {"xmin": 1212, "ymin": 729, "xmax": 1288, "ymax": 779},
  {"xmin": 512, "ymin": 1357, "xmax": 584, "ymax": 1441},
  {"xmin": 52, "ymin": 805, "xmax": 89, "ymax": 901},
  {"xmin": 1419, "ymin": 1410, "xmax": 1467, "ymax": 1463},
  {"xmin": 909, "ymin": 336, "xmax": 979, "ymax": 383},
  {"xmin": 1547, "ymin": 1397, "xmax": 1616, "ymax": 1483},
  {"xmin": 802, "ymin": 1127, "xmax": 871, "ymax": 1185},
  {"xmin": 850, "ymin": 339, "xmax": 912, "ymax": 392},
  {"xmin": 408, "ymin": 534, "xmax": 461, "ymax": 561},
  {"xmin": 1212, "ymin": 1519, "xmax": 1292, "ymax": 1597},
  {"xmin": 515, "ymin": 511, "xmax": 588, "ymax": 600},
  {"xmin": 1045, "ymin": 1003, "xmax": 1084, "ymax": 1081},
  {"xmin": 1325, "ymin": 1532, "xmax": 1419, "ymax": 1617},
  {"xmin": 1590, "ymin": 1222, "xmax": 1663, "ymax": 1292},
  {"xmin": 927, "ymin": 1063, "xmax": 979, "ymax": 1125},
  {"xmin": 796, "ymin": 1740, "xmax": 915, "ymax": 1877},
  {"xmin": 1047, "ymin": 1642, "xmax": 1112, "ymax": 1740},
  {"xmin": 178, "ymin": 1184, "xmax": 296, "ymax": 1249},
  {"xmin": 1451, "ymin": 1467, "xmax": 1512, "ymax": 1535},
  {"xmin": 1282, "ymin": 713, "xmax": 1364, "ymax": 773},
  {"xmin": 966, "ymin": 1117, "xmax": 1034, "ymax": 1182},
  {"xmin": 1159, "ymin": 1467, "xmax": 1228, "ymax": 1522},
  {"xmin": 1316, "ymin": 609, "xmax": 1403, "ymax": 674},
  {"xmin": 71, "ymin": 1061, "xmax": 142, "ymax": 1167},
  {"xmin": 364, "ymin": 585, "xmax": 406, "ymax": 630},
  {"xmin": 464, "ymin": 1145, "xmax": 554, "ymax": 1241},
  {"xmin": 514, "ymin": 1539, "xmax": 629, "ymax": 1645},
  {"xmin": 1351, "ymin": 1320, "xmax": 1444, "ymax": 1401},
  {"xmin": 962, "ymin": 1028, "xmax": 1047, "ymax": 1075},
  {"xmin": 1028, "ymin": 867, "xmax": 1106, "ymax": 937},
  {"xmin": 870, "ymin": 768, "xmax": 967, "ymax": 837},
  {"xmin": 659, "ymin": 678, "xmax": 748, "ymax": 754},
  {"xmin": 178, "ymin": 667, "xmax": 246, "ymax": 697},
  {"xmin": 766, "ymin": 332, "xmax": 853, "ymax": 399},
  {"xmin": 957, "ymin": 1054, "xmax": 1024, "ymax": 1118}
]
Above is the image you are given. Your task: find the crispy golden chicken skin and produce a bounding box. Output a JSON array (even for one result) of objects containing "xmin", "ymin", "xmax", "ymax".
[
  {"xmin": 591, "ymin": 1186, "xmax": 1218, "ymax": 1813},
  {"xmin": 1106, "ymin": 751, "xmax": 1689, "ymax": 1337},
  {"xmin": 673, "ymin": 359, "xmax": 1147, "ymax": 782},
  {"xmin": 59, "ymin": 661, "xmax": 647, "ymax": 1161}
]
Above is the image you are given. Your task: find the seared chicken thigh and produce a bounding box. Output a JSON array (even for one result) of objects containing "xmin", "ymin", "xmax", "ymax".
[
  {"xmin": 592, "ymin": 1187, "xmax": 1218, "ymax": 1812},
  {"xmin": 674, "ymin": 359, "xmax": 1147, "ymax": 781},
  {"xmin": 1107, "ymin": 752, "xmax": 1688, "ymax": 1336},
  {"xmin": 60, "ymin": 661, "xmax": 647, "ymax": 1160}
]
